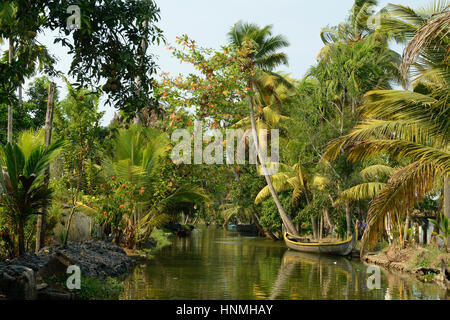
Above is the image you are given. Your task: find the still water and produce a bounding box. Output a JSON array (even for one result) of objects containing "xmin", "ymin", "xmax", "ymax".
[{"xmin": 121, "ymin": 226, "xmax": 448, "ymax": 300}]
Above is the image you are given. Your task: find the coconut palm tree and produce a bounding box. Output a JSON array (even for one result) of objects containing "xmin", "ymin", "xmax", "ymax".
[
  {"xmin": 323, "ymin": 3, "xmax": 450, "ymax": 251},
  {"xmin": 255, "ymin": 162, "xmax": 330, "ymax": 238},
  {"xmin": 335, "ymin": 165, "xmax": 394, "ymax": 204},
  {"xmin": 320, "ymin": 0, "xmax": 379, "ymax": 48},
  {"xmin": 334, "ymin": 164, "xmax": 413, "ymax": 245},
  {"xmin": 233, "ymin": 72, "xmax": 295, "ymax": 131},
  {"xmin": 0, "ymin": 130, "xmax": 63, "ymax": 255},
  {"xmin": 227, "ymin": 21, "xmax": 299, "ymax": 235}
]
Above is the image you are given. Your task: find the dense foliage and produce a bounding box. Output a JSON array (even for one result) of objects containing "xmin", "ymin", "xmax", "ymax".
[{"xmin": 0, "ymin": 0, "xmax": 449, "ymax": 261}]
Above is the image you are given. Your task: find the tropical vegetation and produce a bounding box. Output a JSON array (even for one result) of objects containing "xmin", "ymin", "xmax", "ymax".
[{"xmin": 0, "ymin": 0, "xmax": 448, "ymax": 299}]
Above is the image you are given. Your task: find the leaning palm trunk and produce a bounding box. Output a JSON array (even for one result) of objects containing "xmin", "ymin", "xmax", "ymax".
[{"xmin": 248, "ymin": 94, "xmax": 298, "ymax": 236}]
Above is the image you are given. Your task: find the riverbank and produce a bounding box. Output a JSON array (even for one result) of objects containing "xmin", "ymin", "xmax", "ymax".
[
  {"xmin": 0, "ymin": 240, "xmax": 134, "ymax": 300},
  {"xmin": 363, "ymin": 246, "xmax": 450, "ymax": 290},
  {"xmin": 0, "ymin": 228, "xmax": 175, "ymax": 300}
]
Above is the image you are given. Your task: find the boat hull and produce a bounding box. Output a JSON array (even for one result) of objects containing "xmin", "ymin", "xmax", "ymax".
[
  {"xmin": 283, "ymin": 230, "xmax": 357, "ymax": 256},
  {"xmin": 236, "ymin": 224, "xmax": 258, "ymax": 235}
]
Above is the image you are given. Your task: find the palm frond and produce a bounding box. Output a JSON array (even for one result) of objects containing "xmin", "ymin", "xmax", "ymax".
[
  {"xmin": 337, "ymin": 182, "xmax": 386, "ymax": 204},
  {"xmin": 362, "ymin": 161, "xmax": 437, "ymax": 250},
  {"xmin": 400, "ymin": 10, "xmax": 450, "ymax": 77},
  {"xmin": 360, "ymin": 165, "xmax": 396, "ymax": 180},
  {"xmin": 346, "ymin": 139, "xmax": 450, "ymax": 174}
]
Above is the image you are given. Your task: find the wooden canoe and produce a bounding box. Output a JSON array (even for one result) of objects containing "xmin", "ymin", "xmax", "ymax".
[{"xmin": 283, "ymin": 228, "xmax": 357, "ymax": 256}]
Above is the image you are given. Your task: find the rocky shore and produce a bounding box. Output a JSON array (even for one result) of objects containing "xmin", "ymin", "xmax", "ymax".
[
  {"xmin": 0, "ymin": 240, "xmax": 134, "ymax": 300},
  {"xmin": 363, "ymin": 247, "xmax": 450, "ymax": 290}
]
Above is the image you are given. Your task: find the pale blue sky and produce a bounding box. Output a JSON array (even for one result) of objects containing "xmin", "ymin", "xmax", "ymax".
[{"xmin": 11, "ymin": 0, "xmax": 431, "ymax": 125}]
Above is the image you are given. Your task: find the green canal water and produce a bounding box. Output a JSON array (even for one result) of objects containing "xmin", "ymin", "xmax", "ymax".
[{"xmin": 121, "ymin": 226, "xmax": 448, "ymax": 300}]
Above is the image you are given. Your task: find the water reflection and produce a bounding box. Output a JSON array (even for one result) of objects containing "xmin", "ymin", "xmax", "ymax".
[{"xmin": 121, "ymin": 227, "xmax": 448, "ymax": 300}]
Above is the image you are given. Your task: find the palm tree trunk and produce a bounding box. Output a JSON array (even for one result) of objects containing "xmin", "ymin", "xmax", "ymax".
[
  {"xmin": 444, "ymin": 175, "xmax": 450, "ymax": 219},
  {"xmin": 323, "ymin": 207, "xmax": 332, "ymax": 235},
  {"xmin": 345, "ymin": 202, "xmax": 351, "ymax": 237},
  {"xmin": 18, "ymin": 219, "xmax": 25, "ymax": 256},
  {"xmin": 36, "ymin": 82, "xmax": 56, "ymax": 253},
  {"xmin": 248, "ymin": 95, "xmax": 299, "ymax": 236},
  {"xmin": 422, "ymin": 219, "xmax": 428, "ymax": 245},
  {"xmin": 311, "ymin": 216, "xmax": 318, "ymax": 239},
  {"xmin": 403, "ymin": 210, "xmax": 411, "ymax": 247},
  {"xmin": 319, "ymin": 215, "xmax": 323, "ymax": 240},
  {"xmin": 18, "ymin": 83, "xmax": 22, "ymax": 109},
  {"xmin": 7, "ymin": 37, "xmax": 13, "ymax": 144}
]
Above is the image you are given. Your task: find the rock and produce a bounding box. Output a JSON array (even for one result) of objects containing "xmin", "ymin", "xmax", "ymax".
[
  {"xmin": 38, "ymin": 252, "xmax": 75, "ymax": 279},
  {"xmin": 6, "ymin": 253, "xmax": 47, "ymax": 272},
  {"xmin": 0, "ymin": 265, "xmax": 36, "ymax": 300},
  {"xmin": 38, "ymin": 240, "xmax": 134, "ymax": 278},
  {"xmin": 0, "ymin": 240, "xmax": 133, "ymax": 300}
]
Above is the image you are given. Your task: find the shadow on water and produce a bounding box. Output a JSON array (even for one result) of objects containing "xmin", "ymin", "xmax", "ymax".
[{"xmin": 121, "ymin": 226, "xmax": 448, "ymax": 300}]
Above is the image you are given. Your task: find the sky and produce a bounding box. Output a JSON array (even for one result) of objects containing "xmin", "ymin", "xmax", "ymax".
[{"xmin": 6, "ymin": 0, "xmax": 431, "ymax": 126}]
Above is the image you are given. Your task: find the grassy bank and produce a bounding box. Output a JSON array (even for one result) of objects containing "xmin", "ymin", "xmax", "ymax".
[{"xmin": 46, "ymin": 274, "xmax": 124, "ymax": 300}]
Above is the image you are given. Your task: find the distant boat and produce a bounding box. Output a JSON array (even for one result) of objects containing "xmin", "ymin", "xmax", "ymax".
[
  {"xmin": 236, "ymin": 223, "xmax": 258, "ymax": 236},
  {"xmin": 227, "ymin": 223, "xmax": 237, "ymax": 231},
  {"xmin": 283, "ymin": 227, "xmax": 357, "ymax": 256}
]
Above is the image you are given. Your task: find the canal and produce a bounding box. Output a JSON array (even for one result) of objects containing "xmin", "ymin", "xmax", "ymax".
[{"xmin": 121, "ymin": 226, "xmax": 448, "ymax": 300}]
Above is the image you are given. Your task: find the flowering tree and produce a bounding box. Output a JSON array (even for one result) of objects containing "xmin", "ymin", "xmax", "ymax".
[
  {"xmin": 156, "ymin": 34, "xmax": 255, "ymax": 128},
  {"xmin": 94, "ymin": 176, "xmax": 146, "ymax": 245},
  {"xmin": 158, "ymin": 30, "xmax": 299, "ymax": 235}
]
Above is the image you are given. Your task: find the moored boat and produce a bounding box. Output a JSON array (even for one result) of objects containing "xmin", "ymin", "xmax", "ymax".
[
  {"xmin": 236, "ymin": 223, "xmax": 258, "ymax": 236},
  {"xmin": 283, "ymin": 227, "xmax": 357, "ymax": 256}
]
